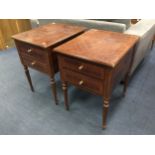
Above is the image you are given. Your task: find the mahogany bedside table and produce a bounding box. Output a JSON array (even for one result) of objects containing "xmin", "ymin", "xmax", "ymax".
[
  {"xmin": 54, "ymin": 29, "xmax": 139, "ymax": 128},
  {"xmin": 12, "ymin": 23, "xmax": 86, "ymax": 105}
]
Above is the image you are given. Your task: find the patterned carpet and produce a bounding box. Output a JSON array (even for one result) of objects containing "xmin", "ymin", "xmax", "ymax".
[{"xmin": 0, "ymin": 47, "xmax": 155, "ymax": 134}]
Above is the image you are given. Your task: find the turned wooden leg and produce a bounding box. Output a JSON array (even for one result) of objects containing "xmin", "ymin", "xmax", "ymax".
[
  {"xmin": 23, "ymin": 65, "xmax": 34, "ymax": 92},
  {"xmin": 50, "ymin": 77, "xmax": 58, "ymax": 105},
  {"xmin": 62, "ymin": 82, "xmax": 69, "ymax": 110},
  {"xmin": 102, "ymin": 98, "xmax": 110, "ymax": 129}
]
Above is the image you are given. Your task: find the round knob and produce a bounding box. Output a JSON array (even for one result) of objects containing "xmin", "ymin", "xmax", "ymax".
[
  {"xmin": 78, "ymin": 65, "xmax": 84, "ymax": 70},
  {"xmin": 78, "ymin": 80, "xmax": 84, "ymax": 85},
  {"xmin": 27, "ymin": 49, "xmax": 32, "ymax": 53},
  {"xmin": 31, "ymin": 61, "xmax": 36, "ymax": 66},
  {"xmin": 42, "ymin": 42, "xmax": 46, "ymax": 46}
]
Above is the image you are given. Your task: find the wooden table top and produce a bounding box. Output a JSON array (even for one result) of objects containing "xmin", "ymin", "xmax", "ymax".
[
  {"xmin": 54, "ymin": 29, "xmax": 139, "ymax": 67},
  {"xmin": 12, "ymin": 23, "xmax": 86, "ymax": 48}
]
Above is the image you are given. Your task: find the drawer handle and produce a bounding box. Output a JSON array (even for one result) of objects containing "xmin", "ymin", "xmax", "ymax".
[
  {"xmin": 27, "ymin": 49, "xmax": 32, "ymax": 53},
  {"xmin": 31, "ymin": 61, "xmax": 36, "ymax": 66},
  {"xmin": 79, "ymin": 80, "xmax": 84, "ymax": 85},
  {"xmin": 78, "ymin": 65, "xmax": 84, "ymax": 70}
]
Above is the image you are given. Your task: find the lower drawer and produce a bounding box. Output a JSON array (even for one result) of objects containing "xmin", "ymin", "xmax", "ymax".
[
  {"xmin": 22, "ymin": 56, "xmax": 49, "ymax": 74},
  {"xmin": 62, "ymin": 69, "xmax": 103, "ymax": 95}
]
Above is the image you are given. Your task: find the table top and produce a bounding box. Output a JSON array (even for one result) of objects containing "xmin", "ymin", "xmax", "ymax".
[
  {"xmin": 54, "ymin": 29, "xmax": 139, "ymax": 67},
  {"xmin": 12, "ymin": 23, "xmax": 86, "ymax": 48}
]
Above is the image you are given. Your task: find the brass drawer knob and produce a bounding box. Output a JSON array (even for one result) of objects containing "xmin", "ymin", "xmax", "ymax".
[
  {"xmin": 78, "ymin": 65, "xmax": 84, "ymax": 70},
  {"xmin": 27, "ymin": 49, "xmax": 32, "ymax": 53},
  {"xmin": 79, "ymin": 80, "xmax": 84, "ymax": 85},
  {"xmin": 31, "ymin": 61, "xmax": 36, "ymax": 66}
]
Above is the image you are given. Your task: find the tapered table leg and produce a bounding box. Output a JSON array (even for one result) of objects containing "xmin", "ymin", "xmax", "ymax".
[
  {"xmin": 50, "ymin": 77, "xmax": 58, "ymax": 105},
  {"xmin": 62, "ymin": 82, "xmax": 69, "ymax": 110},
  {"xmin": 102, "ymin": 98, "xmax": 110, "ymax": 129},
  {"xmin": 23, "ymin": 65, "xmax": 34, "ymax": 92}
]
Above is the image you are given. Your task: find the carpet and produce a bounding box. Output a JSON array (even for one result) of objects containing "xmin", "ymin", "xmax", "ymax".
[{"xmin": 0, "ymin": 47, "xmax": 155, "ymax": 134}]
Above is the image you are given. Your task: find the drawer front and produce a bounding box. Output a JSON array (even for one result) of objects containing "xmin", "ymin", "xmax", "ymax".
[
  {"xmin": 63, "ymin": 69, "xmax": 103, "ymax": 95},
  {"xmin": 17, "ymin": 42, "xmax": 48, "ymax": 64},
  {"xmin": 60, "ymin": 56, "xmax": 104, "ymax": 79},
  {"xmin": 22, "ymin": 55, "xmax": 49, "ymax": 74}
]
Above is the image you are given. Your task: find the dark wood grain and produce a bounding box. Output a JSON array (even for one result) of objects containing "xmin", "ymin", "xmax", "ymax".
[
  {"xmin": 54, "ymin": 29, "xmax": 139, "ymax": 67},
  {"xmin": 13, "ymin": 23, "xmax": 87, "ymax": 104},
  {"xmin": 59, "ymin": 55, "xmax": 105, "ymax": 80},
  {"xmin": 62, "ymin": 68, "xmax": 103, "ymax": 95},
  {"xmin": 12, "ymin": 23, "xmax": 86, "ymax": 48},
  {"xmin": 55, "ymin": 29, "xmax": 139, "ymax": 128}
]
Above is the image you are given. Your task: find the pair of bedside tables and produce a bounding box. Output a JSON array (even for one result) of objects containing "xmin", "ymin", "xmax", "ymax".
[{"xmin": 12, "ymin": 23, "xmax": 139, "ymax": 128}]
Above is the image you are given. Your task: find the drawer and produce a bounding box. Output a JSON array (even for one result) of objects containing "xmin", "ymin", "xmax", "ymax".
[
  {"xmin": 22, "ymin": 55, "xmax": 49, "ymax": 74},
  {"xmin": 17, "ymin": 42, "xmax": 48, "ymax": 63},
  {"xmin": 59, "ymin": 56, "xmax": 104, "ymax": 79},
  {"xmin": 63, "ymin": 69, "xmax": 103, "ymax": 95}
]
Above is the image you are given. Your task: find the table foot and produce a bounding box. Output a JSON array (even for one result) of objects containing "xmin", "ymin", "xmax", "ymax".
[
  {"xmin": 102, "ymin": 98, "xmax": 110, "ymax": 129},
  {"xmin": 102, "ymin": 125, "xmax": 107, "ymax": 129}
]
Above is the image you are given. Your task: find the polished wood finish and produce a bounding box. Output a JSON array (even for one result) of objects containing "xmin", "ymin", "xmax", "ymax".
[
  {"xmin": 12, "ymin": 23, "xmax": 87, "ymax": 104},
  {"xmin": 18, "ymin": 41, "xmax": 48, "ymax": 63},
  {"xmin": 54, "ymin": 29, "xmax": 139, "ymax": 128},
  {"xmin": 0, "ymin": 19, "xmax": 31, "ymax": 50},
  {"xmin": 60, "ymin": 56, "xmax": 104, "ymax": 79},
  {"xmin": 62, "ymin": 68, "xmax": 103, "ymax": 95},
  {"xmin": 12, "ymin": 23, "xmax": 87, "ymax": 48},
  {"xmin": 54, "ymin": 29, "xmax": 139, "ymax": 68}
]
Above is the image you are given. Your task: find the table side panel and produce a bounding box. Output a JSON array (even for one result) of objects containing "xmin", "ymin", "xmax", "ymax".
[{"xmin": 111, "ymin": 48, "xmax": 133, "ymax": 89}]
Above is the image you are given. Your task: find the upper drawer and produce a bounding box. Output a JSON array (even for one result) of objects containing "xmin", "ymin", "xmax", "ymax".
[
  {"xmin": 16, "ymin": 41, "xmax": 48, "ymax": 63},
  {"xmin": 59, "ymin": 55, "xmax": 104, "ymax": 80}
]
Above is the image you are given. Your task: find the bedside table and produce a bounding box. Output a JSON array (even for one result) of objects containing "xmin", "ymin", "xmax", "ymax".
[
  {"xmin": 54, "ymin": 29, "xmax": 139, "ymax": 128},
  {"xmin": 12, "ymin": 23, "xmax": 86, "ymax": 104}
]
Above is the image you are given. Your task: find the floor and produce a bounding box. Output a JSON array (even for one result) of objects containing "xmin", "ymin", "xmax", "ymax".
[{"xmin": 0, "ymin": 47, "xmax": 155, "ymax": 135}]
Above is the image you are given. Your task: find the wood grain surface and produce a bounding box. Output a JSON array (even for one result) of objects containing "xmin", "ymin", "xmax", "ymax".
[
  {"xmin": 12, "ymin": 23, "xmax": 86, "ymax": 48},
  {"xmin": 54, "ymin": 29, "xmax": 139, "ymax": 67}
]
